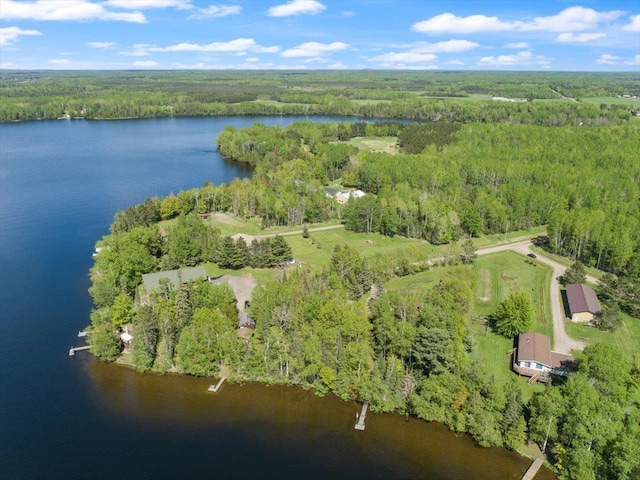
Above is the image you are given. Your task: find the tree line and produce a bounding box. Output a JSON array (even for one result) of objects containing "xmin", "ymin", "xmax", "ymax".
[{"xmin": 2, "ymin": 70, "xmax": 638, "ymax": 124}]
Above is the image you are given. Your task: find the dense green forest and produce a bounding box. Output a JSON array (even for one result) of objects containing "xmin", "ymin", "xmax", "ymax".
[
  {"xmin": 1, "ymin": 70, "xmax": 638, "ymax": 124},
  {"xmin": 86, "ymin": 112, "xmax": 640, "ymax": 480}
]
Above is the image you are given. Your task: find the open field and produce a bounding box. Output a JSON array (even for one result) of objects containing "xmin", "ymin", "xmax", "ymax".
[
  {"xmin": 564, "ymin": 313, "xmax": 640, "ymax": 362},
  {"xmin": 386, "ymin": 250, "xmax": 554, "ymax": 400},
  {"xmin": 580, "ymin": 96, "xmax": 640, "ymax": 107},
  {"xmin": 344, "ymin": 136, "xmax": 399, "ymax": 154},
  {"xmin": 388, "ymin": 251, "xmax": 552, "ymax": 333},
  {"xmin": 287, "ymin": 228, "xmax": 438, "ymax": 270}
]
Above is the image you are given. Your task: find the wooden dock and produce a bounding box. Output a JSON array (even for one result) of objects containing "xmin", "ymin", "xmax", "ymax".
[
  {"xmin": 521, "ymin": 458, "xmax": 544, "ymax": 480},
  {"xmin": 69, "ymin": 345, "xmax": 91, "ymax": 356},
  {"xmin": 354, "ymin": 402, "xmax": 368, "ymax": 431},
  {"xmin": 207, "ymin": 377, "xmax": 226, "ymax": 393}
]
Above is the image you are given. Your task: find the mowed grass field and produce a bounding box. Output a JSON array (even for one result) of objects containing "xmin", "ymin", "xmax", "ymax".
[
  {"xmin": 386, "ymin": 250, "xmax": 553, "ymax": 400},
  {"xmin": 565, "ymin": 313, "xmax": 640, "ymax": 362}
]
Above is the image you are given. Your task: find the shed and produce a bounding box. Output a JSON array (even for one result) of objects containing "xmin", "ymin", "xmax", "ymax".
[{"xmin": 566, "ymin": 284, "xmax": 601, "ymax": 322}]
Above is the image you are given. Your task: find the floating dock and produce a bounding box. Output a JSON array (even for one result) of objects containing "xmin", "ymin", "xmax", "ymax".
[
  {"xmin": 208, "ymin": 377, "xmax": 226, "ymax": 393},
  {"xmin": 521, "ymin": 458, "xmax": 544, "ymax": 480},
  {"xmin": 354, "ymin": 402, "xmax": 368, "ymax": 431},
  {"xmin": 69, "ymin": 345, "xmax": 91, "ymax": 356}
]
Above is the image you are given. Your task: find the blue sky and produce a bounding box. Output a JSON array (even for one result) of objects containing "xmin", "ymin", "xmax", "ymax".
[{"xmin": 1, "ymin": 0, "xmax": 639, "ymax": 70}]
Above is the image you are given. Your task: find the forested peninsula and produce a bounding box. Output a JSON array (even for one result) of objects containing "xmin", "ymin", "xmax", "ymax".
[
  {"xmin": 13, "ymin": 71, "xmax": 634, "ymax": 480},
  {"xmin": 86, "ymin": 115, "xmax": 640, "ymax": 480}
]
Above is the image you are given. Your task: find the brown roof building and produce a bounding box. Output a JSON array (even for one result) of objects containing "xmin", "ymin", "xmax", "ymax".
[
  {"xmin": 514, "ymin": 332, "xmax": 576, "ymax": 382},
  {"xmin": 566, "ymin": 284, "xmax": 601, "ymax": 323}
]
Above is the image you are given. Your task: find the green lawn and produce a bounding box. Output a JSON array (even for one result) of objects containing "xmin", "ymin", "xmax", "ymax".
[
  {"xmin": 473, "ymin": 251, "xmax": 553, "ymax": 339},
  {"xmin": 385, "ymin": 250, "xmax": 553, "ymax": 399},
  {"xmin": 287, "ymin": 228, "xmax": 439, "ymax": 270},
  {"xmin": 580, "ymin": 96, "xmax": 640, "ymax": 107},
  {"xmin": 343, "ymin": 136, "xmax": 399, "ymax": 154},
  {"xmin": 564, "ymin": 313, "xmax": 640, "ymax": 362}
]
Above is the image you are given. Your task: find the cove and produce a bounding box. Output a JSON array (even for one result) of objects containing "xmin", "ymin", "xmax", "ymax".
[{"xmin": 0, "ymin": 117, "xmax": 555, "ymax": 479}]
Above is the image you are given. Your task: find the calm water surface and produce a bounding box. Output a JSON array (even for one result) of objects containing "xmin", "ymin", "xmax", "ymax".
[{"xmin": 0, "ymin": 117, "xmax": 555, "ymax": 480}]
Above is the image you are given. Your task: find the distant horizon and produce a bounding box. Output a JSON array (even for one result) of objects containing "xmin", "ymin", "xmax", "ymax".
[
  {"xmin": 1, "ymin": 68, "xmax": 638, "ymax": 74},
  {"xmin": 1, "ymin": 0, "xmax": 638, "ymax": 71}
]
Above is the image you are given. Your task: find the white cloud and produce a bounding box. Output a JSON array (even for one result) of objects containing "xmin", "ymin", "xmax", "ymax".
[
  {"xmin": 413, "ymin": 13, "xmax": 514, "ymax": 34},
  {"xmin": 138, "ymin": 38, "xmax": 279, "ymax": 54},
  {"xmin": 329, "ymin": 62, "xmax": 348, "ymax": 69},
  {"xmin": 133, "ymin": 60, "xmax": 160, "ymax": 67},
  {"xmin": 246, "ymin": 57, "xmax": 260, "ymax": 62},
  {"xmin": 88, "ymin": 41, "xmax": 116, "ymax": 49},
  {"xmin": 504, "ymin": 42, "xmax": 529, "ymax": 49},
  {"xmin": 268, "ymin": 0, "xmax": 326, "ymax": 17},
  {"xmin": 0, "ymin": 26, "xmax": 42, "ymax": 46},
  {"xmin": 189, "ymin": 5, "xmax": 241, "ymax": 19},
  {"xmin": 370, "ymin": 52, "xmax": 437, "ymax": 64},
  {"xmin": 625, "ymin": 54, "xmax": 640, "ymax": 66},
  {"xmin": 478, "ymin": 50, "xmax": 533, "ymax": 66},
  {"xmin": 342, "ymin": 11, "xmax": 354, "ymax": 17},
  {"xmin": 48, "ymin": 58, "xmax": 71, "ymax": 64},
  {"xmin": 520, "ymin": 6, "xmax": 623, "ymax": 32},
  {"xmin": 622, "ymin": 14, "xmax": 640, "ymax": 32},
  {"xmin": 0, "ymin": 0, "xmax": 146, "ymax": 23},
  {"xmin": 596, "ymin": 54, "xmax": 621, "ymax": 65},
  {"xmin": 105, "ymin": 0, "xmax": 193, "ymax": 9},
  {"xmin": 281, "ymin": 41, "xmax": 348, "ymax": 57},
  {"xmin": 411, "ymin": 39, "xmax": 480, "ymax": 53},
  {"xmin": 366, "ymin": 40, "xmax": 476, "ymax": 66},
  {"xmin": 412, "ymin": 6, "xmax": 623, "ymax": 34},
  {"xmin": 556, "ymin": 32, "xmax": 606, "ymax": 42},
  {"xmin": 119, "ymin": 44, "xmax": 153, "ymax": 56}
]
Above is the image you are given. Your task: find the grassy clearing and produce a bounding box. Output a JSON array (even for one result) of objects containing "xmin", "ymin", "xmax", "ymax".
[
  {"xmin": 343, "ymin": 136, "xmax": 399, "ymax": 154},
  {"xmin": 208, "ymin": 214, "xmax": 341, "ymax": 237},
  {"xmin": 469, "ymin": 325, "xmax": 546, "ymax": 402},
  {"xmin": 473, "ymin": 226, "xmax": 547, "ymax": 249},
  {"xmin": 288, "ymin": 228, "xmax": 438, "ymax": 270},
  {"xmin": 565, "ymin": 313, "xmax": 640, "ymax": 362},
  {"xmin": 350, "ymin": 99, "xmax": 392, "ymax": 105},
  {"xmin": 580, "ymin": 96, "xmax": 640, "ymax": 107},
  {"xmin": 385, "ymin": 250, "xmax": 553, "ymax": 399},
  {"xmin": 472, "ymin": 252, "xmax": 553, "ymax": 339}
]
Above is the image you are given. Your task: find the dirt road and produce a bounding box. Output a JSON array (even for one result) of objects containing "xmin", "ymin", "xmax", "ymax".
[{"xmin": 475, "ymin": 239, "xmax": 587, "ymax": 354}]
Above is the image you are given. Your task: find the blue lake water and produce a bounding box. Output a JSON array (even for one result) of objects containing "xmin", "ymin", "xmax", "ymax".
[{"xmin": 0, "ymin": 117, "xmax": 555, "ymax": 480}]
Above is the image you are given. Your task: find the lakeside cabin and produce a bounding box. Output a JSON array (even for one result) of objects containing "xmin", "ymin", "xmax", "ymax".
[
  {"xmin": 513, "ymin": 332, "xmax": 576, "ymax": 383},
  {"xmin": 237, "ymin": 312, "xmax": 256, "ymax": 340},
  {"xmin": 566, "ymin": 283, "xmax": 601, "ymax": 323}
]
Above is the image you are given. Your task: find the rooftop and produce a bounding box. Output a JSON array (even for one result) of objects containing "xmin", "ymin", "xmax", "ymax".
[
  {"xmin": 566, "ymin": 284, "xmax": 601, "ymax": 314},
  {"xmin": 517, "ymin": 331, "xmax": 551, "ymax": 367}
]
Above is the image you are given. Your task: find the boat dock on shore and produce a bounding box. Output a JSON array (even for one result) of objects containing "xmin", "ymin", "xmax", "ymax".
[
  {"xmin": 69, "ymin": 345, "xmax": 91, "ymax": 356},
  {"xmin": 355, "ymin": 402, "xmax": 368, "ymax": 431},
  {"xmin": 208, "ymin": 377, "xmax": 226, "ymax": 393}
]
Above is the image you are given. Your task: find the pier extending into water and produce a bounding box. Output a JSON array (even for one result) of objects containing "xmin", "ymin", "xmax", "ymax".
[
  {"xmin": 69, "ymin": 345, "xmax": 91, "ymax": 356},
  {"xmin": 354, "ymin": 402, "xmax": 368, "ymax": 431},
  {"xmin": 521, "ymin": 458, "xmax": 544, "ymax": 480},
  {"xmin": 208, "ymin": 377, "xmax": 226, "ymax": 393}
]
